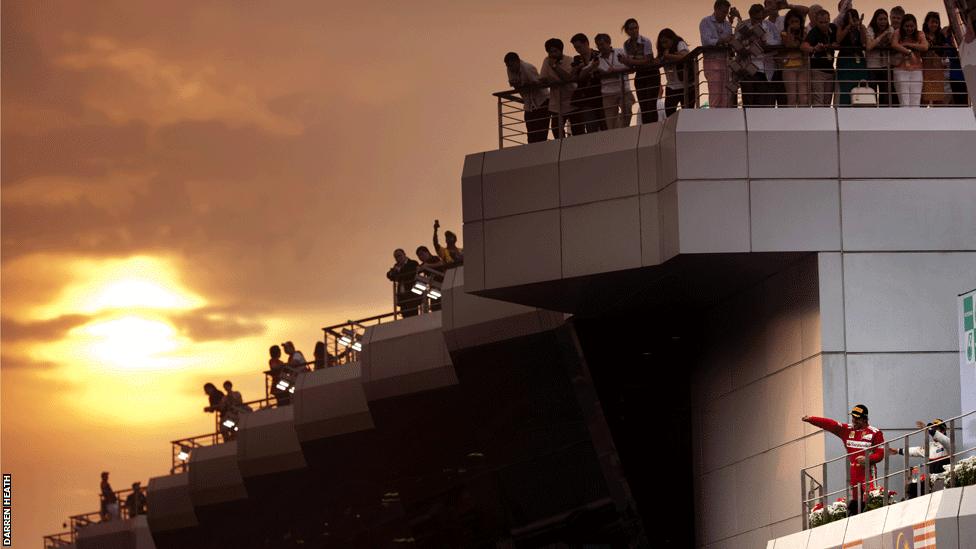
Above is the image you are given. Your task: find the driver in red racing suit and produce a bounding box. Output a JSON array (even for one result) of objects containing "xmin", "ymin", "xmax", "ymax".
[{"xmin": 803, "ymin": 404, "xmax": 885, "ymax": 515}]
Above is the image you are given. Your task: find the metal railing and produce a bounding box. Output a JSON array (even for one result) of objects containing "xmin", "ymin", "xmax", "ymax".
[
  {"xmin": 170, "ymin": 394, "xmax": 276, "ymax": 473},
  {"xmin": 44, "ymin": 485, "xmax": 147, "ymax": 546},
  {"xmin": 495, "ymin": 46, "xmax": 971, "ymax": 149},
  {"xmin": 800, "ymin": 409, "xmax": 976, "ymax": 530}
]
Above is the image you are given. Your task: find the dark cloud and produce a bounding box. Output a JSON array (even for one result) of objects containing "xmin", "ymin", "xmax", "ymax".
[
  {"xmin": 1, "ymin": 122, "xmax": 150, "ymax": 185},
  {"xmin": 0, "ymin": 314, "xmax": 92, "ymax": 343},
  {"xmin": 0, "ymin": 354, "xmax": 59, "ymax": 371},
  {"xmin": 168, "ymin": 306, "xmax": 266, "ymax": 342}
]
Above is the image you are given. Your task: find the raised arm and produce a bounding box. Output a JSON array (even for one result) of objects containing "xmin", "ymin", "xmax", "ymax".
[
  {"xmin": 803, "ymin": 415, "xmax": 847, "ymax": 438},
  {"xmin": 433, "ymin": 219, "xmax": 442, "ymax": 253}
]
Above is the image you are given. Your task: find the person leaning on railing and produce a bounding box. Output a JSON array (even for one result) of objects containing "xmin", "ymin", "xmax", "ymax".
[
  {"xmin": 836, "ymin": 8, "xmax": 869, "ymax": 106},
  {"xmin": 619, "ymin": 18, "xmax": 662, "ymax": 123},
  {"xmin": 99, "ymin": 471, "xmax": 118, "ymax": 522},
  {"xmin": 763, "ymin": 0, "xmax": 811, "ymax": 107},
  {"xmin": 657, "ymin": 28, "xmax": 691, "ymax": 116},
  {"xmin": 733, "ymin": 4, "xmax": 777, "ymax": 108},
  {"xmin": 922, "ymin": 12, "xmax": 950, "ymax": 106},
  {"xmin": 802, "ymin": 404, "xmax": 885, "ymax": 516},
  {"xmin": 700, "ymin": 0, "xmax": 738, "ymax": 108},
  {"xmin": 570, "ymin": 34, "xmax": 605, "ymax": 134},
  {"xmin": 781, "ymin": 8, "xmax": 811, "ymax": 106},
  {"xmin": 387, "ymin": 248, "xmax": 422, "ymax": 317},
  {"xmin": 539, "ymin": 38, "xmax": 578, "ymax": 138},
  {"xmin": 802, "ymin": 9, "xmax": 839, "ymax": 106},
  {"xmin": 594, "ymin": 33, "xmax": 635, "ymax": 129},
  {"xmin": 503, "ymin": 52, "xmax": 554, "ymax": 143},
  {"xmin": 891, "ymin": 13, "xmax": 928, "ymax": 107},
  {"xmin": 866, "ymin": 9, "xmax": 896, "ymax": 106}
]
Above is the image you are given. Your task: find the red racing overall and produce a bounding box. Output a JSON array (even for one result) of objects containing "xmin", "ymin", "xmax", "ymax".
[{"xmin": 807, "ymin": 416, "xmax": 885, "ymax": 501}]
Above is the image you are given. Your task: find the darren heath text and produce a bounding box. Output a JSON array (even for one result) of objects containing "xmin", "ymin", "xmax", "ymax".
[{"xmin": 3, "ymin": 473, "xmax": 11, "ymax": 546}]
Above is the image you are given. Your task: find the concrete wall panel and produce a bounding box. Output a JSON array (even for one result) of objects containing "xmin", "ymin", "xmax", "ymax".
[
  {"xmin": 187, "ymin": 442, "xmax": 247, "ymax": 507},
  {"xmin": 736, "ymin": 452, "xmax": 773, "ymax": 534},
  {"xmin": 842, "ymin": 506, "xmax": 889, "ymax": 546},
  {"xmin": 146, "ymin": 473, "xmax": 197, "ymax": 532},
  {"xmin": 843, "ymin": 252, "xmax": 976, "ymax": 352},
  {"xmin": 746, "ymin": 109, "xmax": 839, "ymax": 179},
  {"xmin": 462, "ymin": 153, "xmax": 484, "ymax": 222},
  {"xmin": 484, "ymin": 210, "xmax": 560, "ymax": 288},
  {"xmin": 702, "ymin": 465, "xmax": 738, "ymax": 544},
  {"xmin": 841, "ymin": 179, "xmax": 976, "ymax": 251},
  {"xmin": 293, "ymin": 363, "xmax": 374, "ymax": 442},
  {"xmin": 639, "ymin": 193, "xmax": 661, "ymax": 266},
  {"xmin": 482, "ymin": 139, "xmax": 560, "ymax": 218},
  {"xmin": 750, "ymin": 180, "xmax": 840, "ymax": 252},
  {"xmin": 838, "ymin": 108, "xmax": 976, "ymax": 179},
  {"xmin": 675, "ymin": 109, "xmax": 748, "ymax": 180},
  {"xmin": 560, "ymin": 197, "xmax": 642, "ymax": 278},
  {"xmin": 846, "ymin": 352, "xmax": 962, "ymax": 429},
  {"xmin": 236, "ymin": 406, "xmax": 306, "ymax": 477},
  {"xmin": 767, "ymin": 366, "xmax": 805, "ymax": 449},
  {"xmin": 677, "ymin": 180, "xmax": 751, "ymax": 253},
  {"xmin": 559, "ymin": 126, "xmax": 639, "ymax": 206},
  {"xmin": 767, "ymin": 440, "xmax": 805, "ymax": 525},
  {"xmin": 637, "ymin": 121, "xmax": 665, "ymax": 193},
  {"xmin": 462, "ymin": 221, "xmax": 485, "ymax": 292},
  {"xmin": 360, "ymin": 312, "xmax": 456, "ymax": 401}
]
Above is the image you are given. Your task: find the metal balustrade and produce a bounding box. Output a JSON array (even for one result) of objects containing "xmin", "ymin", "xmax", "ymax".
[
  {"xmin": 800, "ymin": 409, "xmax": 976, "ymax": 530},
  {"xmin": 495, "ymin": 46, "xmax": 972, "ymax": 149}
]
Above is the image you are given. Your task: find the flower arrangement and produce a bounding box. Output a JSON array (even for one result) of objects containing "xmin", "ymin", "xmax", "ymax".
[
  {"xmin": 930, "ymin": 455, "xmax": 976, "ymax": 488},
  {"xmin": 865, "ymin": 487, "xmax": 898, "ymax": 511},
  {"xmin": 809, "ymin": 498, "xmax": 848, "ymax": 527}
]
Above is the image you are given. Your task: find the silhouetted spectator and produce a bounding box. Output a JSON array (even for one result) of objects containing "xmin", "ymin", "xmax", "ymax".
[
  {"xmin": 222, "ymin": 380, "xmax": 249, "ymax": 411},
  {"xmin": 203, "ymin": 383, "xmax": 225, "ymax": 414},
  {"xmin": 125, "ymin": 482, "xmax": 147, "ymax": 517},
  {"xmin": 282, "ymin": 341, "xmax": 308, "ymax": 370},
  {"xmin": 657, "ymin": 29, "xmax": 691, "ymax": 116},
  {"xmin": 734, "ymin": 4, "xmax": 776, "ymax": 107},
  {"xmin": 594, "ymin": 33, "xmax": 634, "ymax": 129},
  {"xmin": 416, "ymin": 246, "xmax": 446, "ymax": 272},
  {"xmin": 570, "ymin": 33, "xmax": 604, "ymax": 134},
  {"xmin": 100, "ymin": 472, "xmax": 118, "ymax": 521},
  {"xmin": 314, "ymin": 340, "xmax": 327, "ymax": 370},
  {"xmin": 504, "ymin": 52, "xmax": 554, "ymax": 143},
  {"xmin": 619, "ymin": 18, "xmax": 662, "ymax": 122},
  {"xmin": 433, "ymin": 220, "xmax": 463, "ymax": 266},
  {"xmin": 802, "ymin": 9, "xmax": 838, "ymax": 106},
  {"xmin": 268, "ymin": 345, "xmax": 291, "ymax": 405},
  {"xmin": 539, "ymin": 38, "xmax": 578, "ymax": 137},
  {"xmin": 892, "ymin": 13, "xmax": 928, "ymax": 107},
  {"xmin": 700, "ymin": 1, "xmax": 738, "ymax": 108},
  {"xmin": 387, "ymin": 248, "xmax": 422, "ymax": 317},
  {"xmin": 836, "ymin": 8, "xmax": 868, "ymax": 105}
]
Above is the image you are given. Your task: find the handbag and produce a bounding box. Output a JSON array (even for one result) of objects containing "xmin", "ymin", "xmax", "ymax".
[{"xmin": 850, "ymin": 80, "xmax": 877, "ymax": 106}]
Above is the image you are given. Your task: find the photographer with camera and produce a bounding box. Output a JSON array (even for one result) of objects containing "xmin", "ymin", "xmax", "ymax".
[
  {"xmin": 836, "ymin": 8, "xmax": 869, "ymax": 105},
  {"xmin": 802, "ymin": 8, "xmax": 840, "ymax": 105},
  {"xmin": 386, "ymin": 248, "xmax": 422, "ymax": 318}
]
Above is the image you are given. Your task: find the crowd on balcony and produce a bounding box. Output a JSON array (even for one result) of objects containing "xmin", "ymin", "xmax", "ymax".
[
  {"xmin": 386, "ymin": 220, "xmax": 463, "ymax": 318},
  {"xmin": 502, "ymin": 0, "xmax": 971, "ymax": 142}
]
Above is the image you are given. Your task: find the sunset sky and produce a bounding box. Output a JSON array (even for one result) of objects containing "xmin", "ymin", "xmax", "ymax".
[{"xmin": 0, "ymin": 0, "xmax": 949, "ymax": 544}]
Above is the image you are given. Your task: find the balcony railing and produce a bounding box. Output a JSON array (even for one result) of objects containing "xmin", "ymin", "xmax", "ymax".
[
  {"xmin": 495, "ymin": 46, "xmax": 972, "ymax": 149},
  {"xmin": 43, "ymin": 485, "xmax": 147, "ymax": 546},
  {"xmin": 800, "ymin": 408, "xmax": 976, "ymax": 530}
]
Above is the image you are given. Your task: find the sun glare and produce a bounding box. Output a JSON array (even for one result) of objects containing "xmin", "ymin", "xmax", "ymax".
[
  {"xmin": 79, "ymin": 315, "xmax": 182, "ymax": 370},
  {"xmin": 33, "ymin": 256, "xmax": 205, "ymax": 318}
]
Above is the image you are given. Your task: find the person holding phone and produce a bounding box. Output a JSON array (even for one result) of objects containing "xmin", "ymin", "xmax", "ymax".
[
  {"xmin": 780, "ymin": 9, "xmax": 809, "ymax": 106},
  {"xmin": 866, "ymin": 9, "xmax": 895, "ymax": 106},
  {"xmin": 619, "ymin": 18, "xmax": 662, "ymax": 122},
  {"xmin": 891, "ymin": 13, "xmax": 928, "ymax": 107},
  {"xmin": 802, "ymin": 9, "xmax": 839, "ymax": 106},
  {"xmin": 699, "ymin": 0, "xmax": 738, "ymax": 108},
  {"xmin": 836, "ymin": 8, "xmax": 868, "ymax": 105}
]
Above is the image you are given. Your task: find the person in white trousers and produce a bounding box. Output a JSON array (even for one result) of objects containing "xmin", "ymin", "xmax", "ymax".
[{"xmin": 891, "ymin": 13, "xmax": 929, "ymax": 107}]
